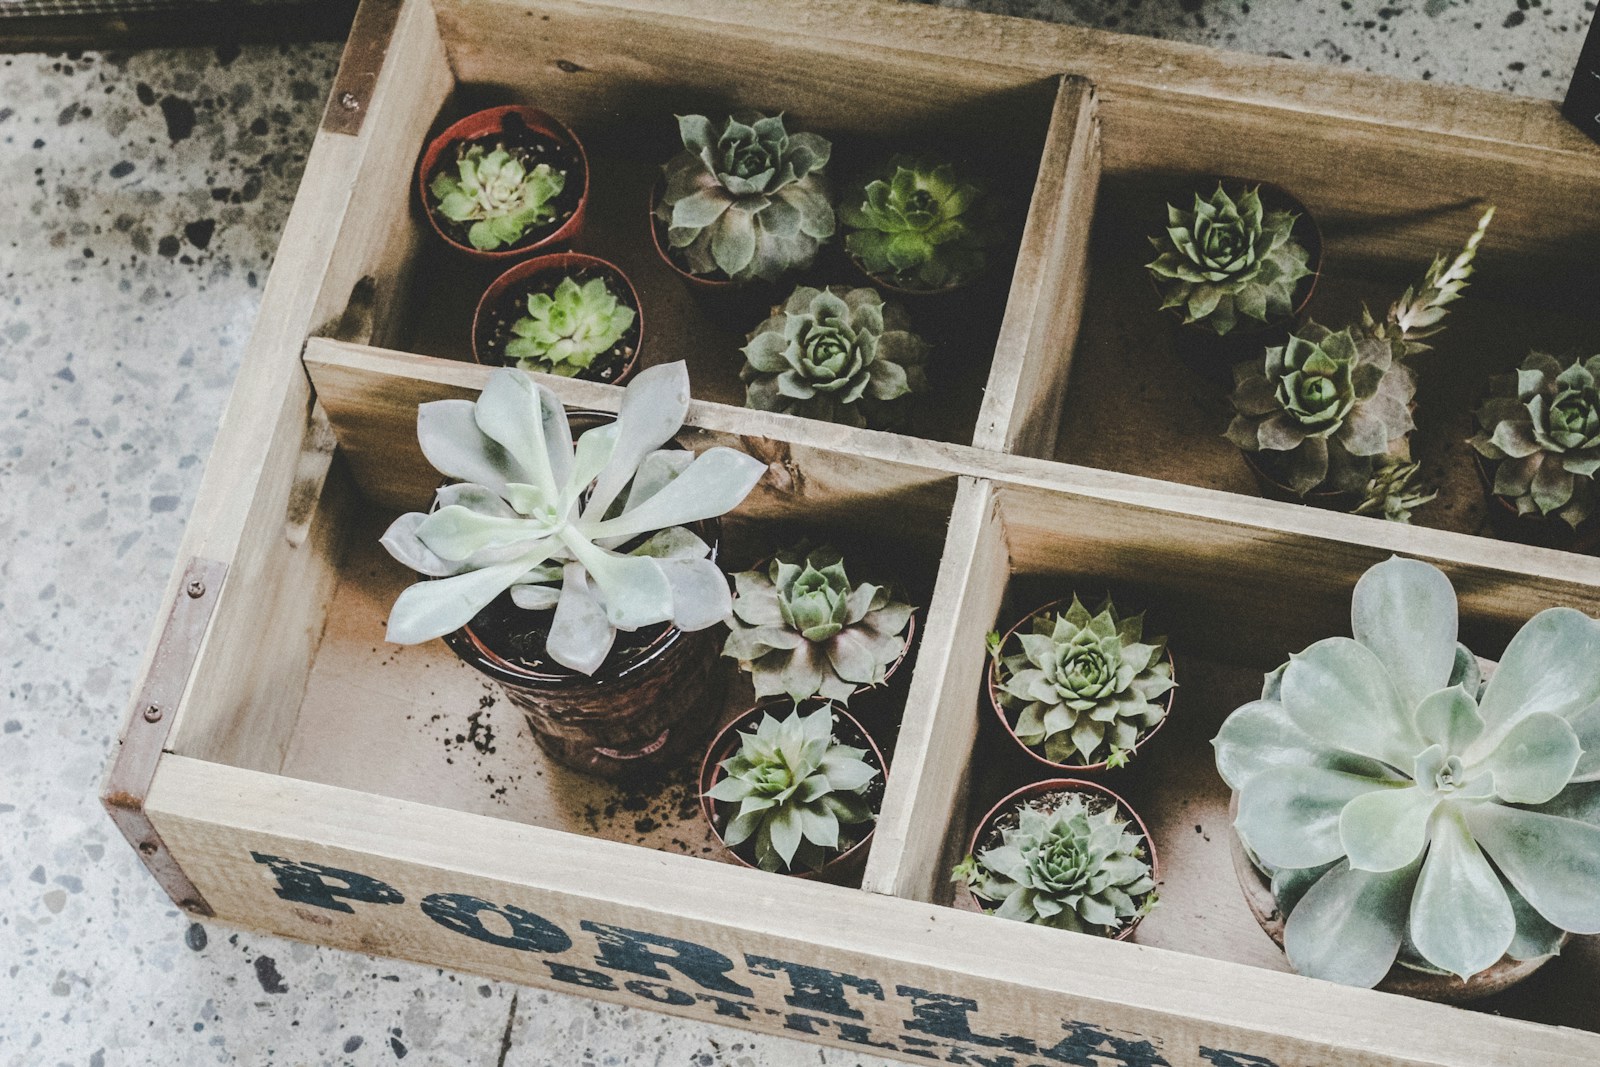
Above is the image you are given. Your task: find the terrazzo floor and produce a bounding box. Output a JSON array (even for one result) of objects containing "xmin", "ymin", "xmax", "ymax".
[{"xmin": 1, "ymin": 2, "xmax": 1593, "ymax": 1065}]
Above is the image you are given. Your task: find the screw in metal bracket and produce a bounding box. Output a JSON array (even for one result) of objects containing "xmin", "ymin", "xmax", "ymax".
[
  {"xmin": 340, "ymin": 92, "xmax": 361, "ymax": 112},
  {"xmin": 186, "ymin": 580, "xmax": 206, "ymax": 598},
  {"xmin": 143, "ymin": 704, "xmax": 163, "ymax": 723}
]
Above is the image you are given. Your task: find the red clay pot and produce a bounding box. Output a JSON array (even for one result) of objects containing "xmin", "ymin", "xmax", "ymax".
[
  {"xmin": 418, "ymin": 104, "xmax": 589, "ymax": 263},
  {"xmin": 986, "ymin": 597, "xmax": 1176, "ymax": 776},
  {"xmin": 699, "ymin": 700, "xmax": 885, "ymax": 884},
  {"xmin": 961, "ymin": 778, "xmax": 1158, "ymax": 941},
  {"xmin": 471, "ymin": 252, "xmax": 643, "ymax": 386}
]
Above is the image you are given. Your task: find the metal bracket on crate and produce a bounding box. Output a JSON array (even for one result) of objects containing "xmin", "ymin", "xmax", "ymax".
[
  {"xmin": 321, "ymin": 0, "xmax": 404, "ymax": 137},
  {"xmin": 101, "ymin": 557, "xmax": 229, "ymax": 917},
  {"xmin": 1564, "ymin": 13, "xmax": 1600, "ymax": 145}
]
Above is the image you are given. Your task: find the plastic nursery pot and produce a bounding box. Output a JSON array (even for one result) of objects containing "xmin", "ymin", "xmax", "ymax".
[
  {"xmin": 960, "ymin": 778, "xmax": 1158, "ymax": 942},
  {"xmin": 646, "ymin": 180, "xmax": 781, "ymax": 320},
  {"xmin": 1224, "ymin": 794, "xmax": 1563, "ymax": 1003},
  {"xmin": 471, "ymin": 252, "xmax": 643, "ymax": 386},
  {"xmin": 417, "ymin": 104, "xmax": 589, "ymax": 263},
  {"xmin": 1470, "ymin": 450, "xmax": 1600, "ymax": 555},
  {"xmin": 698, "ymin": 699, "xmax": 886, "ymax": 885},
  {"xmin": 1238, "ymin": 448, "xmax": 1366, "ymax": 514},
  {"xmin": 986, "ymin": 597, "xmax": 1176, "ymax": 776},
  {"xmin": 1155, "ymin": 178, "xmax": 1324, "ymax": 391},
  {"xmin": 438, "ymin": 412, "xmax": 723, "ymax": 782}
]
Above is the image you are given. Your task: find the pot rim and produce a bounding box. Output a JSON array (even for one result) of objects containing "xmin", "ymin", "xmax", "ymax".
[
  {"xmin": 470, "ymin": 251, "xmax": 644, "ymax": 385},
  {"xmin": 698, "ymin": 699, "xmax": 885, "ymax": 879},
  {"xmin": 647, "ymin": 178, "xmax": 748, "ymax": 292},
  {"xmin": 418, "ymin": 104, "xmax": 590, "ymax": 261},
  {"xmin": 986, "ymin": 595, "xmax": 1176, "ymax": 774},
  {"xmin": 1469, "ymin": 437, "xmax": 1600, "ymax": 551},
  {"xmin": 965, "ymin": 777, "xmax": 1158, "ymax": 941}
]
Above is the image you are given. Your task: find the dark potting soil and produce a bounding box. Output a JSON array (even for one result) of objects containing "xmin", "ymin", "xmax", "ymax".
[
  {"xmin": 479, "ymin": 262, "xmax": 638, "ymax": 384},
  {"xmin": 463, "ymin": 587, "xmax": 671, "ymax": 682},
  {"xmin": 429, "ymin": 117, "xmax": 584, "ymax": 253}
]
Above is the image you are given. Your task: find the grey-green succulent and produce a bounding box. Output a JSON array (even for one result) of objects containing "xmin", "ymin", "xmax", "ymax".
[
  {"xmin": 1146, "ymin": 184, "xmax": 1313, "ymax": 336},
  {"xmin": 1353, "ymin": 457, "xmax": 1439, "ymax": 524},
  {"xmin": 840, "ymin": 155, "xmax": 999, "ymax": 291},
  {"xmin": 1214, "ymin": 556, "xmax": 1600, "ymax": 987},
  {"xmin": 740, "ymin": 286, "xmax": 929, "ymax": 428},
  {"xmin": 953, "ymin": 793, "xmax": 1157, "ymax": 934},
  {"xmin": 503, "ymin": 276, "xmax": 635, "ymax": 377},
  {"xmin": 993, "ymin": 597, "xmax": 1173, "ymax": 767},
  {"xmin": 704, "ymin": 704, "xmax": 879, "ymax": 873},
  {"xmin": 1470, "ymin": 352, "xmax": 1600, "ymax": 529},
  {"xmin": 655, "ymin": 113, "xmax": 834, "ymax": 284},
  {"xmin": 430, "ymin": 145, "xmax": 566, "ymax": 252},
  {"xmin": 723, "ymin": 544, "xmax": 913, "ymax": 705}
]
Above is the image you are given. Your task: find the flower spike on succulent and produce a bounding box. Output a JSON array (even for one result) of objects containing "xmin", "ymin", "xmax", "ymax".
[
  {"xmin": 1365, "ymin": 206, "xmax": 1494, "ymax": 357},
  {"xmin": 953, "ymin": 793, "xmax": 1157, "ymax": 934},
  {"xmin": 841, "ymin": 155, "xmax": 1000, "ymax": 290},
  {"xmin": 723, "ymin": 543, "xmax": 913, "ymax": 704},
  {"xmin": 1146, "ymin": 184, "xmax": 1314, "ymax": 336},
  {"xmin": 740, "ymin": 285, "xmax": 929, "ymax": 428},
  {"xmin": 431, "ymin": 144, "xmax": 566, "ymax": 252},
  {"xmin": 504, "ymin": 276, "xmax": 635, "ymax": 377},
  {"xmin": 656, "ymin": 112, "xmax": 835, "ymax": 284},
  {"xmin": 704, "ymin": 705, "xmax": 878, "ymax": 873},
  {"xmin": 1470, "ymin": 351, "xmax": 1600, "ymax": 528}
]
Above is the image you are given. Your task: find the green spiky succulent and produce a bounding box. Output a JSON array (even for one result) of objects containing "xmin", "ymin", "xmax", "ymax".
[
  {"xmin": 430, "ymin": 145, "xmax": 566, "ymax": 252},
  {"xmin": 1215, "ymin": 556, "xmax": 1600, "ymax": 987},
  {"xmin": 740, "ymin": 286, "xmax": 929, "ymax": 428},
  {"xmin": 503, "ymin": 275, "xmax": 636, "ymax": 377},
  {"xmin": 704, "ymin": 705, "xmax": 879, "ymax": 873},
  {"xmin": 1470, "ymin": 352, "xmax": 1600, "ymax": 529},
  {"xmin": 993, "ymin": 597, "xmax": 1174, "ymax": 767},
  {"xmin": 1353, "ymin": 457, "xmax": 1439, "ymax": 525},
  {"xmin": 1146, "ymin": 185, "xmax": 1314, "ymax": 336},
  {"xmin": 655, "ymin": 113, "xmax": 834, "ymax": 284},
  {"xmin": 841, "ymin": 155, "xmax": 999, "ymax": 291},
  {"xmin": 953, "ymin": 793, "xmax": 1157, "ymax": 934},
  {"xmin": 723, "ymin": 544, "xmax": 913, "ymax": 705}
]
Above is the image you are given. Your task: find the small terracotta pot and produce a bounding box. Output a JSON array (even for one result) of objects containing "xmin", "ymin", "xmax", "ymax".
[
  {"xmin": 471, "ymin": 252, "xmax": 643, "ymax": 386},
  {"xmin": 699, "ymin": 700, "xmax": 885, "ymax": 884},
  {"xmin": 960, "ymin": 778, "xmax": 1158, "ymax": 941},
  {"xmin": 846, "ymin": 250, "xmax": 981, "ymax": 302},
  {"xmin": 1225, "ymin": 796, "xmax": 1562, "ymax": 1002},
  {"xmin": 986, "ymin": 597, "xmax": 1176, "ymax": 775},
  {"xmin": 418, "ymin": 104, "xmax": 589, "ymax": 263},
  {"xmin": 1471, "ymin": 450, "xmax": 1600, "ymax": 554},
  {"xmin": 1155, "ymin": 178, "xmax": 1323, "ymax": 390},
  {"xmin": 647, "ymin": 181, "xmax": 783, "ymax": 319},
  {"xmin": 1240, "ymin": 448, "xmax": 1366, "ymax": 513}
]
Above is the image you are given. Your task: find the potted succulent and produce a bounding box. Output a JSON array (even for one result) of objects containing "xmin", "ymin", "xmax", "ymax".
[
  {"xmin": 951, "ymin": 778, "xmax": 1159, "ymax": 938},
  {"xmin": 739, "ymin": 285, "xmax": 930, "ymax": 429},
  {"xmin": 699, "ymin": 701, "xmax": 883, "ymax": 881},
  {"xmin": 1144, "ymin": 182, "xmax": 1320, "ymax": 385},
  {"xmin": 722, "ymin": 543, "xmax": 915, "ymax": 706},
  {"xmin": 986, "ymin": 596, "xmax": 1175, "ymax": 772},
  {"xmin": 840, "ymin": 155, "xmax": 1001, "ymax": 296},
  {"xmin": 379, "ymin": 362, "xmax": 765, "ymax": 780},
  {"xmin": 418, "ymin": 105, "xmax": 587, "ymax": 260},
  {"xmin": 472, "ymin": 252, "xmax": 641, "ymax": 384},
  {"xmin": 650, "ymin": 112, "xmax": 835, "ymax": 291},
  {"xmin": 1226, "ymin": 207, "xmax": 1495, "ymax": 517},
  {"xmin": 1468, "ymin": 350, "xmax": 1600, "ymax": 553},
  {"xmin": 1214, "ymin": 556, "xmax": 1600, "ymax": 998}
]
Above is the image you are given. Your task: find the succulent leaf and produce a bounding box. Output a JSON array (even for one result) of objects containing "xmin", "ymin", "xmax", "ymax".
[
  {"xmin": 503, "ymin": 275, "xmax": 635, "ymax": 376},
  {"xmin": 841, "ymin": 155, "xmax": 1000, "ymax": 290},
  {"xmin": 1470, "ymin": 352, "xmax": 1600, "ymax": 529},
  {"xmin": 430, "ymin": 144, "xmax": 566, "ymax": 251},
  {"xmin": 1214, "ymin": 555, "xmax": 1600, "ymax": 985}
]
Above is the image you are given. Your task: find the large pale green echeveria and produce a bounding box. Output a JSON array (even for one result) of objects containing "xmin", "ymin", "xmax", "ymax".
[
  {"xmin": 704, "ymin": 705, "xmax": 878, "ymax": 872},
  {"xmin": 1146, "ymin": 184, "xmax": 1312, "ymax": 336},
  {"xmin": 994, "ymin": 597, "xmax": 1174, "ymax": 766},
  {"xmin": 740, "ymin": 285, "xmax": 929, "ymax": 428},
  {"xmin": 380, "ymin": 362, "xmax": 765, "ymax": 675},
  {"xmin": 431, "ymin": 145, "xmax": 566, "ymax": 252},
  {"xmin": 655, "ymin": 113, "xmax": 834, "ymax": 284},
  {"xmin": 953, "ymin": 793, "xmax": 1156, "ymax": 934},
  {"xmin": 1214, "ymin": 556, "xmax": 1600, "ymax": 987},
  {"xmin": 1470, "ymin": 352, "xmax": 1600, "ymax": 528}
]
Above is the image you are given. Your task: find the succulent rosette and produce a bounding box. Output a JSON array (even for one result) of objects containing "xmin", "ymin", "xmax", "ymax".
[
  {"xmin": 1227, "ymin": 322, "xmax": 1415, "ymax": 495},
  {"xmin": 430, "ymin": 145, "xmax": 565, "ymax": 252},
  {"xmin": 655, "ymin": 113, "xmax": 834, "ymax": 284},
  {"xmin": 1146, "ymin": 184, "xmax": 1313, "ymax": 336},
  {"xmin": 1214, "ymin": 556, "xmax": 1600, "ymax": 987},
  {"xmin": 740, "ymin": 285, "xmax": 929, "ymax": 428},
  {"xmin": 504, "ymin": 276, "xmax": 635, "ymax": 377},
  {"xmin": 1470, "ymin": 352, "xmax": 1600, "ymax": 528},
  {"xmin": 954, "ymin": 794, "xmax": 1156, "ymax": 934},
  {"xmin": 841, "ymin": 155, "xmax": 999, "ymax": 290}
]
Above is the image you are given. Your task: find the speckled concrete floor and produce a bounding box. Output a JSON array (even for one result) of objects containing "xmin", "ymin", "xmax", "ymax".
[{"xmin": 0, "ymin": 3, "xmax": 1592, "ymax": 1065}]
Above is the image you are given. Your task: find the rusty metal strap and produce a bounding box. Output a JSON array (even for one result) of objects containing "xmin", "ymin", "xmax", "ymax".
[
  {"xmin": 102, "ymin": 557, "xmax": 228, "ymax": 916},
  {"xmin": 1565, "ymin": 14, "xmax": 1600, "ymax": 146},
  {"xmin": 321, "ymin": 0, "xmax": 404, "ymax": 136}
]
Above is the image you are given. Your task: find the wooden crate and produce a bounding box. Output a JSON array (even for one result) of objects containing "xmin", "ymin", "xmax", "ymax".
[{"xmin": 103, "ymin": 0, "xmax": 1600, "ymax": 1063}]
